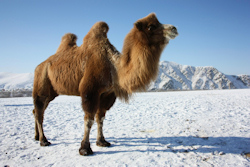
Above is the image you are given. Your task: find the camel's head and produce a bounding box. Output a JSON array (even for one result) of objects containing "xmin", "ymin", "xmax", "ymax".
[{"xmin": 134, "ymin": 13, "xmax": 178, "ymax": 44}]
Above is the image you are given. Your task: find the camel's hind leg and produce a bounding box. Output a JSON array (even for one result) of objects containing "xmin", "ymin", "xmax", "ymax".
[
  {"xmin": 33, "ymin": 109, "xmax": 39, "ymax": 140},
  {"xmin": 33, "ymin": 96, "xmax": 50, "ymax": 146},
  {"xmin": 96, "ymin": 92, "xmax": 116, "ymax": 147},
  {"xmin": 33, "ymin": 95, "xmax": 56, "ymax": 146},
  {"xmin": 33, "ymin": 97, "xmax": 51, "ymax": 141}
]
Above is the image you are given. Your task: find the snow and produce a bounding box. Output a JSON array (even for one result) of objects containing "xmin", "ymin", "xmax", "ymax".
[
  {"xmin": 0, "ymin": 72, "xmax": 33, "ymax": 90},
  {"xmin": 1, "ymin": 89, "xmax": 250, "ymax": 166}
]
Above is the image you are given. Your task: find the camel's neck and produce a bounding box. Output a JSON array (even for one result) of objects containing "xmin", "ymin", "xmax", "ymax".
[{"xmin": 116, "ymin": 42, "xmax": 164, "ymax": 94}]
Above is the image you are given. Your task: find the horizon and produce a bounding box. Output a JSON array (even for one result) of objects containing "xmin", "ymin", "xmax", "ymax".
[
  {"xmin": 1, "ymin": 60, "xmax": 249, "ymax": 76},
  {"xmin": 0, "ymin": 0, "xmax": 250, "ymax": 75}
]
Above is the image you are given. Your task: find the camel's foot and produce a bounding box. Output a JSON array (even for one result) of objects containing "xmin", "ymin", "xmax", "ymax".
[
  {"xmin": 96, "ymin": 139, "xmax": 111, "ymax": 147},
  {"xmin": 79, "ymin": 142, "xmax": 93, "ymax": 156},
  {"xmin": 40, "ymin": 139, "xmax": 51, "ymax": 146}
]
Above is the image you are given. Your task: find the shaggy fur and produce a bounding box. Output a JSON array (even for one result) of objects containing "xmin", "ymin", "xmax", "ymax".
[{"xmin": 32, "ymin": 13, "xmax": 178, "ymax": 156}]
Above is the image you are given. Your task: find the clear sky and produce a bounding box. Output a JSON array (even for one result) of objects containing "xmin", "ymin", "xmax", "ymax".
[{"xmin": 0, "ymin": 0, "xmax": 249, "ymax": 75}]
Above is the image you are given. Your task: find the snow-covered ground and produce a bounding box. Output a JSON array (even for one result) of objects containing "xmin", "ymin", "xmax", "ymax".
[{"xmin": 0, "ymin": 89, "xmax": 250, "ymax": 166}]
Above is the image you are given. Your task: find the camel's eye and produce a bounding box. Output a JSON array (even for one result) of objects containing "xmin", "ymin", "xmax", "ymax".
[{"xmin": 148, "ymin": 24, "xmax": 157, "ymax": 31}]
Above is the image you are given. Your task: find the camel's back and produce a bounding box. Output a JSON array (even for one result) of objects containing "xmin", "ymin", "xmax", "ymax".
[{"xmin": 45, "ymin": 47, "xmax": 86, "ymax": 96}]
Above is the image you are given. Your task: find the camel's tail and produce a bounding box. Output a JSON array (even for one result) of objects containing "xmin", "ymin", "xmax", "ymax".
[{"xmin": 56, "ymin": 33, "xmax": 78, "ymax": 52}]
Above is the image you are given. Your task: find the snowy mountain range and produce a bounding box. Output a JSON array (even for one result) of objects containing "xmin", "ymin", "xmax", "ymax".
[
  {"xmin": 149, "ymin": 61, "xmax": 250, "ymax": 91},
  {"xmin": 0, "ymin": 61, "xmax": 249, "ymax": 91}
]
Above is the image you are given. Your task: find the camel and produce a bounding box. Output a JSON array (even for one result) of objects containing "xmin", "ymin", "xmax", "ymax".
[{"xmin": 32, "ymin": 13, "xmax": 178, "ymax": 156}]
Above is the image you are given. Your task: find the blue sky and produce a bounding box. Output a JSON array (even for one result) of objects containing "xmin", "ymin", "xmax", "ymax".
[{"xmin": 0, "ymin": 0, "xmax": 249, "ymax": 75}]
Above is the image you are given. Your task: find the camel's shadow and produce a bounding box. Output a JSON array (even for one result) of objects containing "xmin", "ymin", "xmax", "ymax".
[
  {"xmin": 97, "ymin": 136, "xmax": 249, "ymax": 155},
  {"xmin": 4, "ymin": 104, "xmax": 33, "ymax": 107}
]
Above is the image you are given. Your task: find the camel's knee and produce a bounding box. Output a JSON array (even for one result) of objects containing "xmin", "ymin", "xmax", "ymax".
[
  {"xmin": 96, "ymin": 113, "xmax": 105, "ymax": 123},
  {"xmin": 96, "ymin": 108, "xmax": 106, "ymax": 122},
  {"xmin": 84, "ymin": 117, "xmax": 95, "ymax": 132},
  {"xmin": 33, "ymin": 113, "xmax": 44, "ymax": 124},
  {"xmin": 32, "ymin": 109, "xmax": 43, "ymax": 123},
  {"xmin": 33, "ymin": 106, "xmax": 45, "ymax": 123}
]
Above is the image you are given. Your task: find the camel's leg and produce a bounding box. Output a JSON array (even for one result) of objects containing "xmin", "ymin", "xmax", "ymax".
[
  {"xmin": 33, "ymin": 100, "xmax": 49, "ymax": 141},
  {"xmin": 33, "ymin": 96, "xmax": 52, "ymax": 146},
  {"xmin": 79, "ymin": 113, "xmax": 95, "ymax": 156},
  {"xmin": 33, "ymin": 109, "xmax": 39, "ymax": 140},
  {"xmin": 96, "ymin": 108, "xmax": 110, "ymax": 147},
  {"xmin": 33, "ymin": 92, "xmax": 57, "ymax": 146},
  {"xmin": 79, "ymin": 90, "xmax": 100, "ymax": 156},
  {"xmin": 96, "ymin": 92, "xmax": 116, "ymax": 147}
]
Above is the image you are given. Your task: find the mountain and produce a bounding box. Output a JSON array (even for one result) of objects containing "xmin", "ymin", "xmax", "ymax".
[
  {"xmin": 149, "ymin": 61, "xmax": 250, "ymax": 91},
  {"xmin": 0, "ymin": 62, "xmax": 249, "ymax": 92},
  {"xmin": 0, "ymin": 72, "xmax": 33, "ymax": 90}
]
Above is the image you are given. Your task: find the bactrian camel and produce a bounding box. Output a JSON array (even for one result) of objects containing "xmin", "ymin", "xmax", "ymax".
[{"xmin": 32, "ymin": 13, "xmax": 178, "ymax": 156}]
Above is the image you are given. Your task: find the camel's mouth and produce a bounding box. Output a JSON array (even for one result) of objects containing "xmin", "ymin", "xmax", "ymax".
[{"xmin": 163, "ymin": 24, "xmax": 178, "ymax": 40}]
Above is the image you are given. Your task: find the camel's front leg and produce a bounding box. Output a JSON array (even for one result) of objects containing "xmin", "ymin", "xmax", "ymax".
[
  {"xmin": 79, "ymin": 85, "xmax": 102, "ymax": 156},
  {"xmin": 95, "ymin": 92, "xmax": 116, "ymax": 147},
  {"xmin": 79, "ymin": 114, "xmax": 95, "ymax": 156},
  {"xmin": 96, "ymin": 109, "xmax": 111, "ymax": 147}
]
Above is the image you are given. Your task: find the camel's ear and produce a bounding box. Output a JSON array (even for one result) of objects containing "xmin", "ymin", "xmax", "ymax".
[{"xmin": 134, "ymin": 21, "xmax": 143, "ymax": 31}]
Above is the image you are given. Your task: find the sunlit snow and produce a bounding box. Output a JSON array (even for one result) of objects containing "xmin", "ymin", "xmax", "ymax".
[{"xmin": 1, "ymin": 89, "xmax": 249, "ymax": 166}]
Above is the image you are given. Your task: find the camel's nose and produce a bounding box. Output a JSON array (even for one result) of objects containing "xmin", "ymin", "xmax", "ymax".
[{"xmin": 171, "ymin": 26, "xmax": 178, "ymax": 34}]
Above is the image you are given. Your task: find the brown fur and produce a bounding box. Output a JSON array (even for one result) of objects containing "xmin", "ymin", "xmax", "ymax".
[{"xmin": 32, "ymin": 13, "xmax": 178, "ymax": 155}]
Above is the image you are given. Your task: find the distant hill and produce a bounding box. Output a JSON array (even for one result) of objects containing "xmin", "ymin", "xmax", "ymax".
[
  {"xmin": 149, "ymin": 61, "xmax": 250, "ymax": 91},
  {"xmin": 0, "ymin": 62, "xmax": 249, "ymax": 93},
  {"xmin": 0, "ymin": 72, "xmax": 33, "ymax": 90}
]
